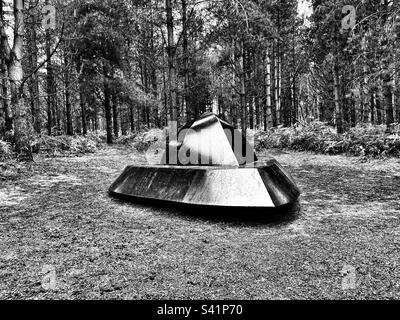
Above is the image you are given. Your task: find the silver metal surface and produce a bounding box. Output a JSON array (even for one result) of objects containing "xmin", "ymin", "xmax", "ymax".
[
  {"xmin": 109, "ymin": 160, "xmax": 300, "ymax": 208},
  {"xmin": 161, "ymin": 113, "xmax": 257, "ymax": 166},
  {"xmin": 110, "ymin": 113, "xmax": 300, "ymax": 209}
]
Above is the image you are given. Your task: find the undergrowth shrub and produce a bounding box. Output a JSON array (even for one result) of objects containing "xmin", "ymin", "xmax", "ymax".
[
  {"xmin": 116, "ymin": 129, "xmax": 164, "ymax": 152},
  {"xmin": 255, "ymin": 122, "xmax": 400, "ymax": 158},
  {"xmin": 86, "ymin": 131, "xmax": 107, "ymax": 144},
  {"xmin": 35, "ymin": 135, "xmax": 102, "ymax": 156},
  {"xmin": 0, "ymin": 140, "xmax": 12, "ymax": 161}
]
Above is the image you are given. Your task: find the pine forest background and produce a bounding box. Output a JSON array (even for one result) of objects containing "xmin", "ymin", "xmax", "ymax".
[{"xmin": 1, "ymin": 0, "xmax": 400, "ymax": 160}]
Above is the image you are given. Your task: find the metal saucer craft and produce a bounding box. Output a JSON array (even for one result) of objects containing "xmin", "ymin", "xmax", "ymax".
[{"xmin": 109, "ymin": 113, "xmax": 300, "ymax": 209}]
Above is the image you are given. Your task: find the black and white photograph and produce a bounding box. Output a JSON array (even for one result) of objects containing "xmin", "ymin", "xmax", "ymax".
[{"xmin": 0, "ymin": 0, "xmax": 399, "ymax": 305}]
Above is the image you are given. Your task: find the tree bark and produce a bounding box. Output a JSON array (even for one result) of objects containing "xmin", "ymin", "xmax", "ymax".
[
  {"xmin": 291, "ymin": 24, "xmax": 297, "ymax": 125},
  {"xmin": 112, "ymin": 89, "xmax": 119, "ymax": 137},
  {"xmin": 265, "ymin": 46, "xmax": 272, "ymax": 130},
  {"xmin": 27, "ymin": 3, "xmax": 40, "ymax": 134},
  {"xmin": 278, "ymin": 47, "xmax": 282, "ymax": 125},
  {"xmin": 166, "ymin": 0, "xmax": 177, "ymax": 123},
  {"xmin": 80, "ymin": 87, "xmax": 87, "ymax": 136},
  {"xmin": 362, "ymin": 65, "xmax": 370, "ymax": 123},
  {"xmin": 64, "ymin": 51, "xmax": 73, "ymax": 135},
  {"xmin": 254, "ymin": 52, "xmax": 260, "ymax": 129},
  {"xmin": 394, "ymin": 75, "xmax": 400, "ymax": 123},
  {"xmin": 162, "ymin": 53, "xmax": 168, "ymax": 126},
  {"xmin": 333, "ymin": 61, "xmax": 344, "ymax": 134},
  {"xmin": 1, "ymin": 60, "xmax": 12, "ymax": 132},
  {"xmin": 247, "ymin": 49, "xmax": 254, "ymax": 130},
  {"xmin": 181, "ymin": 0, "xmax": 190, "ymax": 122},
  {"xmin": 8, "ymin": 0, "xmax": 33, "ymax": 159},
  {"xmin": 130, "ymin": 104, "xmax": 135, "ymax": 132},
  {"xmin": 121, "ymin": 104, "xmax": 127, "ymax": 135},
  {"xmin": 274, "ymin": 41, "xmax": 281, "ymax": 126},
  {"xmin": 370, "ymin": 92, "xmax": 375, "ymax": 124},
  {"xmin": 255, "ymin": 95, "xmax": 260, "ymax": 129},
  {"xmin": 383, "ymin": 74, "xmax": 395, "ymax": 127},
  {"xmin": 46, "ymin": 29, "xmax": 55, "ymax": 135},
  {"xmin": 0, "ymin": 3, "xmax": 12, "ymax": 133},
  {"xmin": 93, "ymin": 95, "xmax": 98, "ymax": 131},
  {"xmin": 375, "ymin": 91, "xmax": 383, "ymax": 125},
  {"xmin": 103, "ymin": 65, "xmax": 113, "ymax": 144},
  {"xmin": 240, "ymin": 39, "xmax": 247, "ymax": 134}
]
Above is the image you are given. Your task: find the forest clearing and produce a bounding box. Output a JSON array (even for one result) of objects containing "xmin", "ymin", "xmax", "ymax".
[
  {"xmin": 1, "ymin": 0, "xmax": 400, "ymax": 302},
  {"xmin": 1, "ymin": 144, "xmax": 399, "ymax": 299}
]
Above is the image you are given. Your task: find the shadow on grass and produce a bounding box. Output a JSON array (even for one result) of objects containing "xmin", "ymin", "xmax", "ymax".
[{"xmin": 110, "ymin": 192, "xmax": 301, "ymax": 228}]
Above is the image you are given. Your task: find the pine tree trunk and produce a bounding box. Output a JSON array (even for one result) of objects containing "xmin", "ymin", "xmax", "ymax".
[
  {"xmin": 166, "ymin": 0, "xmax": 177, "ymax": 123},
  {"xmin": 362, "ymin": 65, "xmax": 370, "ymax": 123},
  {"xmin": 64, "ymin": 52, "xmax": 73, "ymax": 135},
  {"xmin": 278, "ymin": 48, "xmax": 282, "ymax": 125},
  {"xmin": 9, "ymin": 0, "xmax": 33, "ymax": 159},
  {"xmin": 315, "ymin": 95, "xmax": 320, "ymax": 121},
  {"xmin": 274, "ymin": 10, "xmax": 281, "ymax": 127},
  {"xmin": 121, "ymin": 105, "xmax": 127, "ymax": 136},
  {"xmin": 103, "ymin": 65, "xmax": 113, "ymax": 144},
  {"xmin": 375, "ymin": 92, "xmax": 383, "ymax": 125},
  {"xmin": 265, "ymin": 47, "xmax": 272, "ymax": 131},
  {"xmin": 394, "ymin": 75, "xmax": 400, "ymax": 123},
  {"xmin": 291, "ymin": 24, "xmax": 297, "ymax": 125},
  {"xmin": 27, "ymin": 6, "xmax": 40, "ymax": 134},
  {"xmin": 333, "ymin": 61, "xmax": 344, "ymax": 133},
  {"xmin": 151, "ymin": 59, "xmax": 159, "ymax": 127},
  {"xmin": 254, "ymin": 52, "xmax": 260, "ymax": 129},
  {"xmin": 27, "ymin": 74, "xmax": 40, "ymax": 134},
  {"xmin": 181, "ymin": 0, "xmax": 190, "ymax": 122},
  {"xmin": 274, "ymin": 41, "xmax": 281, "ymax": 126},
  {"xmin": 80, "ymin": 89, "xmax": 87, "ymax": 136},
  {"xmin": 46, "ymin": 29, "xmax": 55, "ymax": 135},
  {"xmin": 383, "ymin": 75, "xmax": 395, "ymax": 127},
  {"xmin": 1, "ymin": 3, "xmax": 12, "ymax": 133},
  {"xmin": 370, "ymin": 92, "xmax": 376, "ymax": 124},
  {"xmin": 231, "ymin": 38, "xmax": 237, "ymax": 127},
  {"xmin": 162, "ymin": 53, "xmax": 168, "ymax": 126},
  {"xmin": 93, "ymin": 95, "xmax": 99, "ymax": 131},
  {"xmin": 240, "ymin": 40, "xmax": 247, "ymax": 134},
  {"xmin": 112, "ymin": 91, "xmax": 119, "ymax": 137},
  {"xmin": 246, "ymin": 49, "xmax": 253, "ymax": 130},
  {"xmin": 1, "ymin": 61, "xmax": 12, "ymax": 132},
  {"xmin": 130, "ymin": 104, "xmax": 135, "ymax": 132},
  {"xmin": 11, "ymin": 83, "xmax": 32, "ymax": 159},
  {"xmin": 255, "ymin": 96, "xmax": 260, "ymax": 129}
]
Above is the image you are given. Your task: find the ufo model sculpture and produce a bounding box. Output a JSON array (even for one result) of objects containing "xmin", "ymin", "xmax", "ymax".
[{"xmin": 109, "ymin": 113, "xmax": 300, "ymax": 209}]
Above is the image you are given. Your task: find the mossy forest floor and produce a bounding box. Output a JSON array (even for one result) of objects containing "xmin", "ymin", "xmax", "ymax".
[{"xmin": 0, "ymin": 146, "xmax": 399, "ymax": 299}]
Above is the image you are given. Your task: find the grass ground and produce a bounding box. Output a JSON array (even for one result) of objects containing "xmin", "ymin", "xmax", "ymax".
[{"xmin": 0, "ymin": 146, "xmax": 399, "ymax": 299}]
